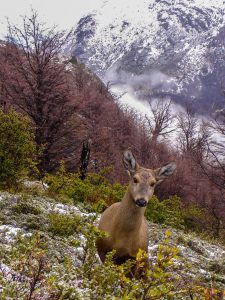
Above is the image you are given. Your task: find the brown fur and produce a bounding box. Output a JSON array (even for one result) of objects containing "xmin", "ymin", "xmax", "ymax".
[{"xmin": 96, "ymin": 150, "xmax": 176, "ymax": 275}]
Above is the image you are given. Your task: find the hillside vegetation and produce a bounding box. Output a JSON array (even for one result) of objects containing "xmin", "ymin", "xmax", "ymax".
[
  {"xmin": 0, "ymin": 174, "xmax": 225, "ymax": 299},
  {"xmin": 0, "ymin": 11, "xmax": 224, "ymax": 300}
]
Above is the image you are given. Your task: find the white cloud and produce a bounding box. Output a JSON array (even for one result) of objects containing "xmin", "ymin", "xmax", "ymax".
[{"xmin": 111, "ymin": 84, "xmax": 152, "ymax": 116}]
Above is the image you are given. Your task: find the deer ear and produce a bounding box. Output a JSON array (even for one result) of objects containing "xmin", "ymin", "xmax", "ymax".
[
  {"xmin": 155, "ymin": 162, "xmax": 176, "ymax": 181},
  {"xmin": 123, "ymin": 150, "xmax": 138, "ymax": 174}
]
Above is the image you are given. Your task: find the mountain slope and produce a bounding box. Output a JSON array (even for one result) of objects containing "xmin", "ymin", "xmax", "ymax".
[
  {"xmin": 72, "ymin": 0, "xmax": 225, "ymax": 114},
  {"xmin": 0, "ymin": 190, "xmax": 225, "ymax": 298},
  {"xmin": 0, "ymin": 43, "xmax": 159, "ymax": 179}
]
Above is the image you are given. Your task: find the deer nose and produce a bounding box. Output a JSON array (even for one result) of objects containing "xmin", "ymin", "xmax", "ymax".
[{"xmin": 135, "ymin": 198, "xmax": 147, "ymax": 207}]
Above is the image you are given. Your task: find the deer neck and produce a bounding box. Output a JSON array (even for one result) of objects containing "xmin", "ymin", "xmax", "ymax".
[{"xmin": 117, "ymin": 189, "xmax": 146, "ymax": 232}]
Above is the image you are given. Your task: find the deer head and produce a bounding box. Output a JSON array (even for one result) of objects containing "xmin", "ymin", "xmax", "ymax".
[{"xmin": 123, "ymin": 150, "xmax": 176, "ymax": 207}]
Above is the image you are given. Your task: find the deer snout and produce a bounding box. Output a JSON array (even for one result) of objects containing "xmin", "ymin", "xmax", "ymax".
[{"xmin": 135, "ymin": 198, "xmax": 147, "ymax": 207}]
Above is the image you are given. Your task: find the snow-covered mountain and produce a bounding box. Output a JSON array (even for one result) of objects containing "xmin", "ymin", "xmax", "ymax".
[{"xmin": 72, "ymin": 0, "xmax": 225, "ymax": 114}]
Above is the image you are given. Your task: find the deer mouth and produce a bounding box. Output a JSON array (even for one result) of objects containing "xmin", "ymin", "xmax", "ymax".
[{"xmin": 135, "ymin": 198, "xmax": 147, "ymax": 207}]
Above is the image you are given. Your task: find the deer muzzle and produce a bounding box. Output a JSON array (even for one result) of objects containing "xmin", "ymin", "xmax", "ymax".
[{"xmin": 135, "ymin": 198, "xmax": 147, "ymax": 207}]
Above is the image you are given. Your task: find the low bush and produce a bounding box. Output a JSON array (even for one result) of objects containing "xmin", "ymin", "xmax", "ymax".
[
  {"xmin": 12, "ymin": 201, "xmax": 41, "ymax": 215},
  {"xmin": 146, "ymin": 195, "xmax": 206, "ymax": 231},
  {"xmin": 45, "ymin": 163, "xmax": 126, "ymax": 210},
  {"xmin": 48, "ymin": 213, "xmax": 81, "ymax": 237}
]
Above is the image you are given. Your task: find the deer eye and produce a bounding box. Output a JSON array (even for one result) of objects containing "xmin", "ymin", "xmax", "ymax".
[
  {"xmin": 150, "ymin": 181, "xmax": 155, "ymax": 187},
  {"xmin": 133, "ymin": 177, "xmax": 138, "ymax": 183}
]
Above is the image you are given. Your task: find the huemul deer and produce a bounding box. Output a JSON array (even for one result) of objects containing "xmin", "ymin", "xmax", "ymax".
[{"xmin": 96, "ymin": 150, "xmax": 176, "ymax": 273}]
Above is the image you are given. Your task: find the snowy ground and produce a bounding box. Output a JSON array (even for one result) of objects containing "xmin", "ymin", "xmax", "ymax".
[{"xmin": 0, "ymin": 190, "xmax": 225, "ymax": 294}]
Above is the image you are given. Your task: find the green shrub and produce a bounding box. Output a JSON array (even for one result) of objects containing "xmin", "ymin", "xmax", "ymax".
[
  {"xmin": 45, "ymin": 164, "xmax": 126, "ymax": 208},
  {"xmin": 21, "ymin": 215, "xmax": 47, "ymax": 230},
  {"xmin": 0, "ymin": 108, "xmax": 36, "ymax": 188},
  {"xmin": 146, "ymin": 195, "xmax": 205, "ymax": 231},
  {"xmin": 146, "ymin": 195, "xmax": 184, "ymax": 229},
  {"xmin": 12, "ymin": 201, "xmax": 41, "ymax": 215},
  {"xmin": 0, "ymin": 232, "xmax": 50, "ymax": 299},
  {"xmin": 48, "ymin": 213, "xmax": 81, "ymax": 237}
]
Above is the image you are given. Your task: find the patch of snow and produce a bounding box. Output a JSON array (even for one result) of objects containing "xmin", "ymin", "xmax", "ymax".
[
  {"xmin": 50, "ymin": 202, "xmax": 96, "ymax": 218},
  {"xmin": 148, "ymin": 244, "xmax": 159, "ymax": 252},
  {"xmin": 52, "ymin": 203, "xmax": 70, "ymax": 215},
  {"xmin": 203, "ymin": 244, "xmax": 225, "ymax": 260},
  {"xmin": 0, "ymin": 262, "xmax": 27, "ymax": 283},
  {"xmin": 0, "ymin": 263, "xmax": 16, "ymax": 281},
  {"xmin": 0, "ymin": 192, "xmax": 10, "ymax": 202},
  {"xmin": 76, "ymin": 246, "xmax": 84, "ymax": 255},
  {"xmin": 194, "ymin": 0, "xmax": 224, "ymax": 9},
  {"xmin": 23, "ymin": 180, "xmax": 49, "ymax": 190},
  {"xmin": 0, "ymin": 225, "xmax": 22, "ymax": 242},
  {"xmin": 0, "ymin": 225, "xmax": 21, "ymax": 235},
  {"xmin": 0, "ymin": 225, "xmax": 32, "ymax": 244},
  {"xmin": 78, "ymin": 233, "xmax": 87, "ymax": 247},
  {"xmin": 199, "ymin": 268, "xmax": 207, "ymax": 274}
]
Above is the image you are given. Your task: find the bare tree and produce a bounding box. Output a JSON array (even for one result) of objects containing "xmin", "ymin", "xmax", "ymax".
[
  {"xmin": 145, "ymin": 99, "xmax": 175, "ymax": 142},
  {"xmin": 176, "ymin": 105, "xmax": 210, "ymax": 159},
  {"xmin": 0, "ymin": 11, "xmax": 75, "ymax": 173},
  {"xmin": 181, "ymin": 103, "xmax": 225, "ymax": 238},
  {"xmin": 196, "ymin": 110, "xmax": 225, "ymax": 190}
]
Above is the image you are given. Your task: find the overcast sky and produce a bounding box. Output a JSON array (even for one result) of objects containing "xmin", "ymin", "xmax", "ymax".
[
  {"xmin": 0, "ymin": 0, "xmax": 106, "ymax": 38},
  {"xmin": 1, "ymin": 0, "xmax": 223, "ymax": 38}
]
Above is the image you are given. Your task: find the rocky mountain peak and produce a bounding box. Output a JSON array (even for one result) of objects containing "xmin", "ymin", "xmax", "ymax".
[{"xmin": 72, "ymin": 0, "xmax": 225, "ymax": 114}]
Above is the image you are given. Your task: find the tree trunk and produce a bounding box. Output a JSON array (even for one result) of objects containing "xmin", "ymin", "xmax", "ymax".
[{"xmin": 80, "ymin": 139, "xmax": 91, "ymax": 180}]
